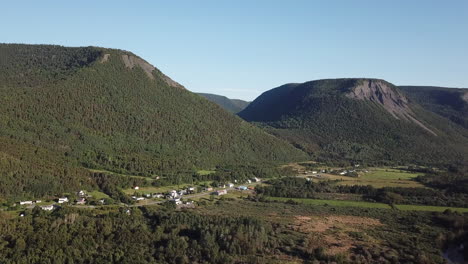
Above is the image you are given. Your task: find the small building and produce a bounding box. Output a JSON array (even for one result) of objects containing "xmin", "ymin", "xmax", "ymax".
[
  {"xmin": 187, "ymin": 187, "xmax": 195, "ymax": 193},
  {"xmin": 339, "ymin": 171, "xmax": 347, "ymax": 175},
  {"xmin": 34, "ymin": 200, "xmax": 42, "ymax": 204},
  {"xmin": 215, "ymin": 190, "xmax": 227, "ymax": 196},
  {"xmin": 228, "ymin": 183, "xmax": 234, "ymax": 188},
  {"xmin": 132, "ymin": 196, "xmax": 145, "ymax": 201},
  {"xmin": 133, "ymin": 186, "xmax": 139, "ymax": 190},
  {"xmin": 76, "ymin": 198, "xmax": 86, "ymax": 205},
  {"xmin": 152, "ymin": 193, "xmax": 163, "ymax": 198},
  {"xmin": 19, "ymin": 201, "xmax": 33, "ymax": 205},
  {"xmin": 237, "ymin": 186, "xmax": 248, "ymax": 191},
  {"xmin": 58, "ymin": 197, "xmax": 69, "ymax": 204},
  {"xmin": 204, "ymin": 187, "xmax": 213, "ymax": 192},
  {"xmin": 312, "ymin": 171, "xmax": 318, "ymax": 174},
  {"xmin": 145, "ymin": 193, "xmax": 151, "ymax": 198},
  {"xmin": 99, "ymin": 199, "xmax": 106, "ymax": 204},
  {"xmin": 253, "ymin": 177, "xmax": 261, "ymax": 182},
  {"xmin": 40, "ymin": 205, "xmax": 55, "ymax": 211},
  {"xmin": 171, "ymin": 198, "xmax": 182, "ymax": 205},
  {"xmin": 247, "ymin": 180, "xmax": 252, "ymax": 184},
  {"xmin": 77, "ymin": 190, "xmax": 86, "ymax": 197}
]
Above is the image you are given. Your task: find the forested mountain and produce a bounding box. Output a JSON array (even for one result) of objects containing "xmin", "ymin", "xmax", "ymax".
[
  {"xmin": 197, "ymin": 93, "xmax": 250, "ymax": 113},
  {"xmin": 0, "ymin": 44, "xmax": 307, "ymax": 199},
  {"xmin": 239, "ymin": 78, "xmax": 468, "ymax": 166},
  {"xmin": 400, "ymin": 86, "xmax": 468, "ymax": 129}
]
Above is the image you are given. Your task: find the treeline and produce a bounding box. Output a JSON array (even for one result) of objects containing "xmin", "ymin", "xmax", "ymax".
[
  {"xmin": 256, "ymin": 177, "xmax": 468, "ymax": 207},
  {"xmin": 0, "ymin": 207, "xmax": 343, "ymax": 263}
]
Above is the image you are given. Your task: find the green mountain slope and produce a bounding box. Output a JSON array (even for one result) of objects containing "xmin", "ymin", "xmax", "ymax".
[
  {"xmin": 239, "ymin": 78, "xmax": 468, "ymax": 166},
  {"xmin": 0, "ymin": 44, "xmax": 307, "ymax": 199},
  {"xmin": 197, "ymin": 93, "xmax": 250, "ymax": 113},
  {"xmin": 399, "ymin": 86, "xmax": 468, "ymax": 129}
]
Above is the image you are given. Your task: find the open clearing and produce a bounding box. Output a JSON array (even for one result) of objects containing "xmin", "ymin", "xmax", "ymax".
[
  {"xmin": 317, "ymin": 167, "xmax": 424, "ymax": 188},
  {"xmin": 266, "ymin": 197, "xmax": 468, "ymax": 212}
]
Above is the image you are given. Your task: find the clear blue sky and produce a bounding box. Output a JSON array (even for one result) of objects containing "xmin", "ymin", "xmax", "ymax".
[{"xmin": 1, "ymin": 1, "xmax": 467, "ymax": 100}]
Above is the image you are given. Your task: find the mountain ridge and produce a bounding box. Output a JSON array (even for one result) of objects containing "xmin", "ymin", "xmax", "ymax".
[
  {"xmin": 0, "ymin": 43, "xmax": 308, "ymax": 199},
  {"xmin": 239, "ymin": 78, "xmax": 468, "ymax": 165},
  {"xmin": 197, "ymin": 93, "xmax": 250, "ymax": 113}
]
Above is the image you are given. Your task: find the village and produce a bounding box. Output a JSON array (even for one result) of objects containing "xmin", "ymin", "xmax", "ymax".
[{"xmin": 14, "ymin": 177, "xmax": 262, "ymax": 215}]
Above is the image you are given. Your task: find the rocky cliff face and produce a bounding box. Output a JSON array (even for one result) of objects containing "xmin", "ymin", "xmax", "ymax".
[
  {"xmin": 346, "ymin": 79, "xmax": 437, "ymax": 135},
  {"xmin": 121, "ymin": 54, "xmax": 184, "ymax": 89}
]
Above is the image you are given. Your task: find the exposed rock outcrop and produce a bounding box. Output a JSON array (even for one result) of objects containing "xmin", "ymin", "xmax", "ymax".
[
  {"xmin": 121, "ymin": 54, "xmax": 184, "ymax": 89},
  {"xmin": 346, "ymin": 79, "xmax": 437, "ymax": 135},
  {"xmin": 100, "ymin": 54, "xmax": 110, "ymax": 63},
  {"xmin": 462, "ymin": 91, "xmax": 468, "ymax": 103}
]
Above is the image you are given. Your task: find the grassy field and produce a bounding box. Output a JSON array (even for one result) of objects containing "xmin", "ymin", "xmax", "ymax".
[
  {"xmin": 318, "ymin": 167, "xmax": 424, "ymax": 188},
  {"xmin": 266, "ymin": 197, "xmax": 468, "ymax": 213}
]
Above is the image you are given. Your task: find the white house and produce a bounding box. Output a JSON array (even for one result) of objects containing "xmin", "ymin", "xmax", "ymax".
[
  {"xmin": 215, "ymin": 190, "xmax": 227, "ymax": 196},
  {"xmin": 312, "ymin": 171, "xmax": 318, "ymax": 174},
  {"xmin": 253, "ymin": 177, "xmax": 261, "ymax": 182},
  {"xmin": 77, "ymin": 190, "xmax": 86, "ymax": 197},
  {"xmin": 40, "ymin": 205, "xmax": 54, "ymax": 211},
  {"xmin": 133, "ymin": 186, "xmax": 139, "ymax": 190},
  {"xmin": 19, "ymin": 201, "xmax": 33, "ymax": 205},
  {"xmin": 58, "ymin": 197, "xmax": 69, "ymax": 204},
  {"xmin": 76, "ymin": 198, "xmax": 86, "ymax": 205},
  {"xmin": 228, "ymin": 183, "xmax": 234, "ymax": 188},
  {"xmin": 171, "ymin": 198, "xmax": 182, "ymax": 205},
  {"xmin": 247, "ymin": 180, "xmax": 252, "ymax": 184}
]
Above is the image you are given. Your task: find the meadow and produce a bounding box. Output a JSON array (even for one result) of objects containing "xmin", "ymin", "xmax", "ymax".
[
  {"xmin": 266, "ymin": 196, "xmax": 468, "ymax": 213},
  {"xmin": 317, "ymin": 167, "xmax": 424, "ymax": 188}
]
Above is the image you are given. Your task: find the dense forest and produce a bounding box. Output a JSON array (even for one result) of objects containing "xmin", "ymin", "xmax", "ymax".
[
  {"xmin": 400, "ymin": 86, "xmax": 468, "ymax": 129},
  {"xmin": 239, "ymin": 79, "xmax": 468, "ymax": 166},
  {"xmin": 0, "ymin": 44, "xmax": 307, "ymax": 199},
  {"xmin": 1, "ymin": 200, "xmax": 465, "ymax": 263}
]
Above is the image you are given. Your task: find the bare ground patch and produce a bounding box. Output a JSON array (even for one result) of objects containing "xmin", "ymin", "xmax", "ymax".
[{"xmin": 293, "ymin": 215, "xmax": 383, "ymax": 256}]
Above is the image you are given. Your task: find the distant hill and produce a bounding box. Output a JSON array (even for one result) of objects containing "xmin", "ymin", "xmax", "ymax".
[
  {"xmin": 0, "ymin": 44, "xmax": 307, "ymax": 199},
  {"xmin": 239, "ymin": 78, "xmax": 468, "ymax": 166},
  {"xmin": 399, "ymin": 86, "xmax": 468, "ymax": 129},
  {"xmin": 197, "ymin": 93, "xmax": 250, "ymax": 113}
]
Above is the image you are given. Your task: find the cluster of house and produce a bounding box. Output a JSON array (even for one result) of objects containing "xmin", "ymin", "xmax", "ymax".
[
  {"xmin": 302, "ymin": 169, "xmax": 327, "ymax": 175},
  {"xmin": 130, "ymin": 177, "xmax": 260, "ymax": 202},
  {"xmin": 17, "ymin": 190, "xmax": 100, "ymax": 212},
  {"xmin": 18, "ymin": 200, "xmax": 56, "ymax": 211},
  {"xmin": 131, "ymin": 186, "xmax": 197, "ymax": 202}
]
